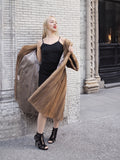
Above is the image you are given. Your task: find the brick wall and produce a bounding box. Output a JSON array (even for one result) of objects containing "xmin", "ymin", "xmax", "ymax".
[{"xmin": 0, "ymin": 0, "xmax": 83, "ymax": 139}]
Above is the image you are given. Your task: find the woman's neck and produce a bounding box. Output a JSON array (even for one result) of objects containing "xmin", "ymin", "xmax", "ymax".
[{"xmin": 46, "ymin": 31, "xmax": 58, "ymax": 39}]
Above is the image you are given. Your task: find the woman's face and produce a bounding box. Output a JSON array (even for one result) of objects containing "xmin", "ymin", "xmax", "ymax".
[{"xmin": 47, "ymin": 17, "xmax": 58, "ymax": 32}]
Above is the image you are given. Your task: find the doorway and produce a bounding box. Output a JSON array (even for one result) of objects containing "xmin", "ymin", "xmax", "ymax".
[{"xmin": 99, "ymin": 0, "xmax": 120, "ymax": 83}]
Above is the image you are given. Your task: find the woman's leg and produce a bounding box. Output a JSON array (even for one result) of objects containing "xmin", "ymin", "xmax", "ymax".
[
  {"xmin": 37, "ymin": 113, "xmax": 47, "ymax": 133},
  {"xmin": 53, "ymin": 120, "xmax": 59, "ymax": 128},
  {"xmin": 34, "ymin": 113, "xmax": 48, "ymax": 150}
]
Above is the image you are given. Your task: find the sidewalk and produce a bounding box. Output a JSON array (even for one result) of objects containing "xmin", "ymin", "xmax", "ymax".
[{"xmin": 0, "ymin": 87, "xmax": 120, "ymax": 160}]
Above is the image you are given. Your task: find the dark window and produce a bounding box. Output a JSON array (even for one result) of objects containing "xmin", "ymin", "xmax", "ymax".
[
  {"xmin": 99, "ymin": 0, "xmax": 120, "ymax": 44},
  {"xmin": 99, "ymin": 0, "xmax": 120, "ymax": 84}
]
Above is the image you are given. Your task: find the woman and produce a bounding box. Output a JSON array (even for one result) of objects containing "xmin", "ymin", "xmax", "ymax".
[
  {"xmin": 15, "ymin": 15, "xmax": 79, "ymax": 151},
  {"xmin": 34, "ymin": 16, "xmax": 74, "ymax": 150}
]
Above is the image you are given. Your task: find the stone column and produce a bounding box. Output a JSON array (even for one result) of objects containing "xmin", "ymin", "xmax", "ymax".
[
  {"xmin": 84, "ymin": 0, "xmax": 99, "ymax": 93},
  {"xmin": 95, "ymin": 0, "xmax": 101, "ymax": 82}
]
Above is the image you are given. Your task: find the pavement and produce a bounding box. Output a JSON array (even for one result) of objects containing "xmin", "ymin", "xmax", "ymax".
[{"xmin": 0, "ymin": 87, "xmax": 120, "ymax": 160}]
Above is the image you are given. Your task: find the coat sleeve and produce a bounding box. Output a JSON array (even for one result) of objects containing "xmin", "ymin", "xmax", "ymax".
[
  {"xmin": 63, "ymin": 39, "xmax": 79, "ymax": 71},
  {"xmin": 66, "ymin": 52, "xmax": 79, "ymax": 71}
]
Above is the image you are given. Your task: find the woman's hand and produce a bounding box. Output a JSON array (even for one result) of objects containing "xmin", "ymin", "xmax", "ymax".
[
  {"xmin": 61, "ymin": 37, "xmax": 73, "ymax": 54},
  {"xmin": 68, "ymin": 44, "xmax": 73, "ymax": 53}
]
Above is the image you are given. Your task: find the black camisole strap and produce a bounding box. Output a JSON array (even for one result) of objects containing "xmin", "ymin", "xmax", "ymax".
[{"xmin": 58, "ymin": 36, "xmax": 61, "ymax": 41}]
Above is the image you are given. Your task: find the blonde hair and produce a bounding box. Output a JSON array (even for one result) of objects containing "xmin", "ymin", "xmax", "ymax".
[{"xmin": 42, "ymin": 16, "xmax": 58, "ymax": 39}]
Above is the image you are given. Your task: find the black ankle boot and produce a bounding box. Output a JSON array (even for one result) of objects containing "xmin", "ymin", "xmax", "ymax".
[
  {"xmin": 34, "ymin": 132, "xmax": 48, "ymax": 150},
  {"xmin": 48, "ymin": 128, "xmax": 58, "ymax": 144}
]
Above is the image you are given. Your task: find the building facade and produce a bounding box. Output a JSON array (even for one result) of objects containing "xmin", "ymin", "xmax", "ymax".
[{"xmin": 1, "ymin": 0, "xmax": 119, "ymax": 139}]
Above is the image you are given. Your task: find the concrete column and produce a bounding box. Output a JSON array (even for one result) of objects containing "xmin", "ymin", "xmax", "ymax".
[
  {"xmin": 0, "ymin": 0, "xmax": 3, "ymax": 91},
  {"xmin": 0, "ymin": 0, "xmax": 27, "ymax": 140},
  {"xmin": 0, "ymin": 0, "xmax": 15, "ymax": 109}
]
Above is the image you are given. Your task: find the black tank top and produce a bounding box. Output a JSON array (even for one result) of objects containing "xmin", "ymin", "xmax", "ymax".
[{"xmin": 39, "ymin": 37, "xmax": 63, "ymax": 76}]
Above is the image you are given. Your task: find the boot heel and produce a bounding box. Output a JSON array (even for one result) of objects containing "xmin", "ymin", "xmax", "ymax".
[
  {"xmin": 35, "ymin": 141, "xmax": 38, "ymax": 147},
  {"xmin": 34, "ymin": 133, "xmax": 48, "ymax": 150}
]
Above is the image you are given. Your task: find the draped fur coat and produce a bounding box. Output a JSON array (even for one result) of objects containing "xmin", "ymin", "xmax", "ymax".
[{"xmin": 14, "ymin": 39, "xmax": 79, "ymax": 121}]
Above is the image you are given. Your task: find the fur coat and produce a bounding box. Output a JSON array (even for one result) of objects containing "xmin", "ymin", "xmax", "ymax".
[{"xmin": 14, "ymin": 39, "xmax": 79, "ymax": 121}]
